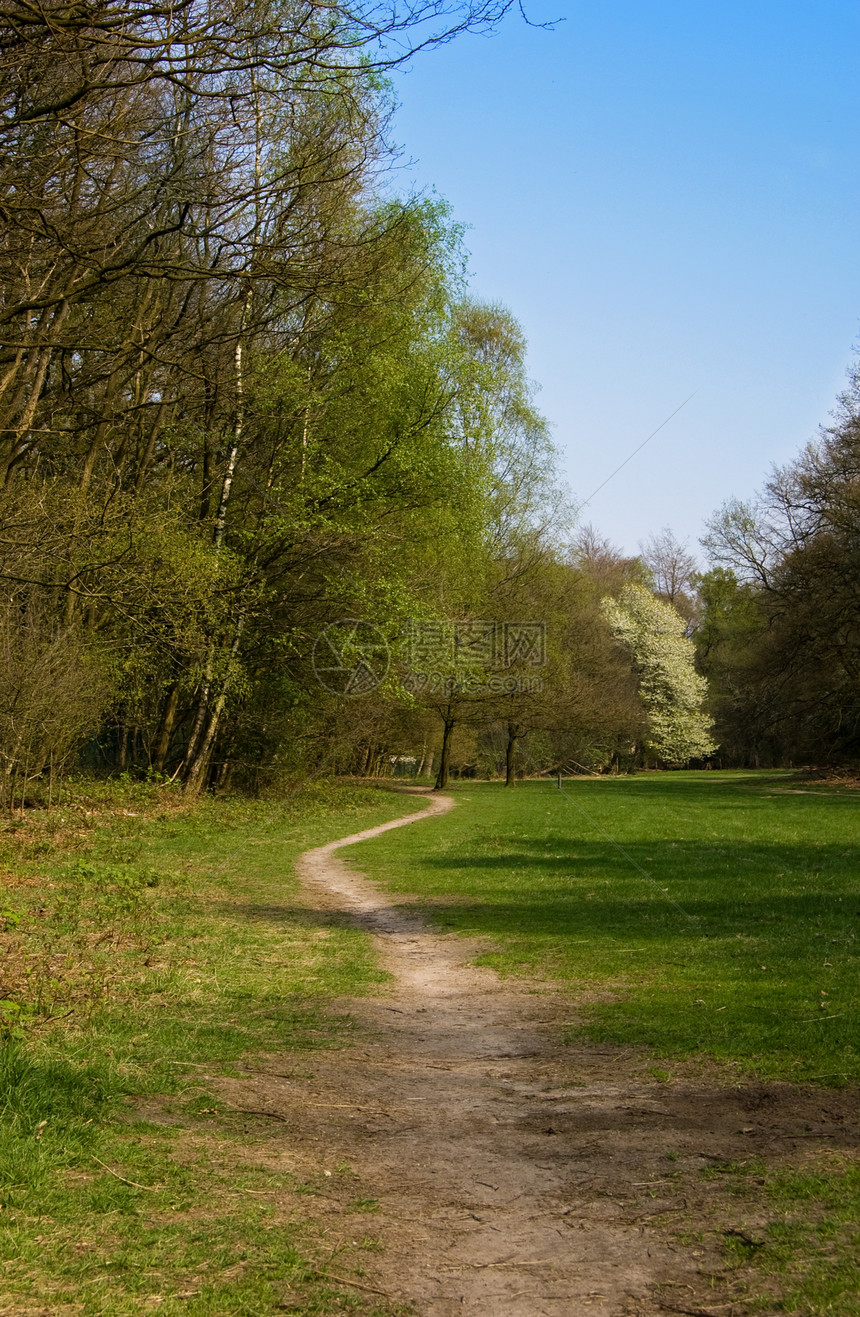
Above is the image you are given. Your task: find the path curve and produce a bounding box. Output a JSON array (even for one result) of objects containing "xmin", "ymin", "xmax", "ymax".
[
  {"xmin": 286, "ymin": 788, "xmax": 722, "ymax": 1315},
  {"xmin": 214, "ymin": 791, "xmax": 857, "ymax": 1314},
  {"xmin": 295, "ymin": 789, "xmax": 460, "ymax": 994}
]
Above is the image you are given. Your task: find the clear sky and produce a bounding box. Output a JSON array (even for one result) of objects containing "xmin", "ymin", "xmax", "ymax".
[{"xmin": 389, "ymin": 1, "xmax": 860, "ymax": 558}]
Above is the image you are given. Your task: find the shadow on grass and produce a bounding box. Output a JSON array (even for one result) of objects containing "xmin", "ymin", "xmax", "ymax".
[
  {"xmin": 207, "ymin": 899, "xmax": 381, "ymax": 933},
  {"xmin": 416, "ymin": 839, "xmax": 859, "ymax": 936},
  {"xmin": 210, "ymin": 810, "xmax": 858, "ymax": 1081},
  {"xmin": 0, "ymin": 1045, "xmax": 119, "ymax": 1129}
]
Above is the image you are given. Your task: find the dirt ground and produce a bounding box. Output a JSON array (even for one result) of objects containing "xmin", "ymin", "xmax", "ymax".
[{"xmin": 215, "ymin": 790, "xmax": 859, "ymax": 1317}]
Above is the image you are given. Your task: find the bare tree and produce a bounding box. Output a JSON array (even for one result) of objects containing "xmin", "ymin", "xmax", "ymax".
[
  {"xmin": 640, "ymin": 527, "xmax": 698, "ymax": 617},
  {"xmin": 572, "ymin": 524, "xmax": 649, "ymax": 595}
]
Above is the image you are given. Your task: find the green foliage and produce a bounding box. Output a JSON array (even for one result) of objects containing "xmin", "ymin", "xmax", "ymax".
[
  {"xmin": 694, "ymin": 568, "xmax": 773, "ymax": 764},
  {"xmin": 0, "ymin": 0, "xmax": 552, "ymax": 796},
  {"xmin": 703, "ymin": 356, "xmax": 860, "ymax": 765}
]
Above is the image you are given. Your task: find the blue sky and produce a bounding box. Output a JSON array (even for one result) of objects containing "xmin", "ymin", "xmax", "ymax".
[{"xmin": 390, "ymin": 1, "xmax": 860, "ymax": 557}]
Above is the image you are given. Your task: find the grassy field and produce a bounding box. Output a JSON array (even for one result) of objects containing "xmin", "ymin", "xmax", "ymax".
[
  {"xmin": 2, "ymin": 770, "xmax": 859, "ymax": 1315},
  {"xmin": 0, "ymin": 780, "xmax": 416, "ymax": 1317},
  {"xmin": 349, "ymin": 770, "xmax": 860, "ymax": 1314},
  {"xmin": 350, "ymin": 772, "xmax": 859, "ymax": 1084}
]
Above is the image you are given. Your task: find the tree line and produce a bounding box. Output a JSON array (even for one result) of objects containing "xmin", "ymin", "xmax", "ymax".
[
  {"xmin": 14, "ymin": 0, "xmax": 840, "ymax": 802},
  {"xmin": 697, "ymin": 361, "xmax": 860, "ymax": 768}
]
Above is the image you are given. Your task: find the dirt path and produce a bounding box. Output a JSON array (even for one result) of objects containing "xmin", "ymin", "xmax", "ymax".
[{"xmin": 218, "ymin": 790, "xmax": 858, "ymax": 1316}]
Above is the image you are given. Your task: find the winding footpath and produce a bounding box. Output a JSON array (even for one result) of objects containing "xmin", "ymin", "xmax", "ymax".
[
  {"xmin": 287, "ymin": 789, "xmax": 723, "ymax": 1315},
  {"xmin": 220, "ymin": 788, "xmax": 837, "ymax": 1315}
]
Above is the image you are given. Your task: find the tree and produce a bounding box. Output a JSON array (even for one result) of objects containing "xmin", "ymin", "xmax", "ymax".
[
  {"xmin": 474, "ymin": 555, "xmax": 638, "ymax": 784},
  {"xmin": 703, "ymin": 356, "xmax": 860, "ymax": 764},
  {"xmin": 639, "ymin": 527, "xmax": 699, "ymax": 623},
  {"xmin": 0, "ymin": 599, "xmax": 108, "ymax": 808},
  {"xmin": 573, "ymin": 525, "xmax": 649, "ymax": 594},
  {"xmin": 602, "ymin": 584, "xmax": 715, "ymax": 766},
  {"xmin": 0, "ymin": 0, "xmax": 575, "ymax": 800},
  {"xmin": 692, "ymin": 568, "xmax": 773, "ymax": 766}
]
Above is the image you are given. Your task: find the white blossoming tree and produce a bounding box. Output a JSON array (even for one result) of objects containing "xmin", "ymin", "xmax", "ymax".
[{"xmin": 602, "ymin": 583, "xmax": 716, "ymax": 765}]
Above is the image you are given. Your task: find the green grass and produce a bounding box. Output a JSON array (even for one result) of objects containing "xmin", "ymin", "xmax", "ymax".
[
  {"xmin": 4, "ymin": 770, "xmax": 859, "ymax": 1314},
  {"xmin": 700, "ymin": 1155, "xmax": 860, "ymax": 1315},
  {"xmin": 760, "ymin": 1162, "xmax": 860, "ymax": 1314},
  {"xmin": 0, "ymin": 779, "xmax": 415, "ymax": 1315},
  {"xmin": 349, "ymin": 770, "xmax": 860, "ymax": 1314},
  {"xmin": 350, "ymin": 772, "xmax": 860, "ymax": 1084}
]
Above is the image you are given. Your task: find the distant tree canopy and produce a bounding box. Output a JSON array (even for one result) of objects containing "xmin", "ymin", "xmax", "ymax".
[{"xmin": 701, "ymin": 358, "xmax": 860, "ymax": 766}]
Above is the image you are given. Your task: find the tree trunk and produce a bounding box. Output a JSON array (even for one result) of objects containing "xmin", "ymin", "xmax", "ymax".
[
  {"xmin": 183, "ymin": 706, "xmax": 219, "ymax": 796},
  {"xmin": 152, "ymin": 682, "xmax": 180, "ymax": 771},
  {"xmin": 183, "ymin": 293, "xmax": 250, "ymax": 791},
  {"xmin": 505, "ymin": 723, "xmax": 519, "ymax": 787},
  {"xmin": 184, "ymin": 616, "xmax": 245, "ymax": 796},
  {"xmin": 182, "ymin": 652, "xmax": 213, "ymax": 780},
  {"xmin": 434, "ymin": 712, "xmax": 455, "ymax": 790}
]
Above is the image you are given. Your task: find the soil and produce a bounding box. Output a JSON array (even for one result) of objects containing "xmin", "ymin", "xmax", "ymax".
[{"xmin": 214, "ymin": 789, "xmax": 859, "ymax": 1317}]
